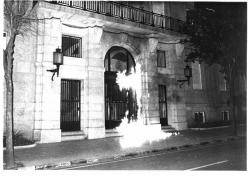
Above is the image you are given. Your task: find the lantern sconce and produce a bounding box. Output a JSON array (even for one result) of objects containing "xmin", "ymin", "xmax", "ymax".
[
  {"xmin": 47, "ymin": 48, "xmax": 64, "ymax": 81},
  {"xmin": 177, "ymin": 64, "xmax": 192, "ymax": 88}
]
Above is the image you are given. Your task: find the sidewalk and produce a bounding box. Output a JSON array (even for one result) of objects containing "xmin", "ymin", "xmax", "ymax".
[{"xmin": 3, "ymin": 125, "xmax": 246, "ymax": 170}]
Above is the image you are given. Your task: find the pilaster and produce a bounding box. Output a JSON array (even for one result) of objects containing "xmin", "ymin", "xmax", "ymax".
[{"xmin": 85, "ymin": 26, "xmax": 105, "ymax": 139}]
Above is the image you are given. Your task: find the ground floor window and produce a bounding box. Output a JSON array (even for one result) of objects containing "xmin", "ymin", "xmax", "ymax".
[
  {"xmin": 194, "ymin": 112, "xmax": 205, "ymax": 124},
  {"xmin": 222, "ymin": 111, "xmax": 229, "ymax": 121}
]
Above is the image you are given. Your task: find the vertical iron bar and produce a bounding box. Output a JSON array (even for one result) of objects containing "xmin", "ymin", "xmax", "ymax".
[
  {"xmin": 126, "ymin": 51, "xmax": 129, "ymax": 72},
  {"xmin": 83, "ymin": 0, "xmax": 86, "ymax": 10},
  {"xmin": 97, "ymin": 1, "xmax": 99, "ymax": 13},
  {"xmin": 78, "ymin": 81, "xmax": 81, "ymax": 130},
  {"xmin": 151, "ymin": 11, "xmax": 154, "ymax": 26},
  {"xmin": 108, "ymin": 51, "xmax": 111, "ymax": 71},
  {"xmin": 120, "ymin": 6, "xmax": 123, "ymax": 19}
]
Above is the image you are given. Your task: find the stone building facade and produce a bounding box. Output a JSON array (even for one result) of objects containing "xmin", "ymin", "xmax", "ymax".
[{"xmin": 4, "ymin": 1, "xmax": 230, "ymax": 143}]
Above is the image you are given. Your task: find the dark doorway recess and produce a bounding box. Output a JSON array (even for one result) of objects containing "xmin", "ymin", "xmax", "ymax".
[
  {"xmin": 159, "ymin": 85, "xmax": 168, "ymax": 126},
  {"xmin": 60, "ymin": 79, "xmax": 81, "ymax": 132},
  {"xmin": 104, "ymin": 46, "xmax": 138, "ymax": 129}
]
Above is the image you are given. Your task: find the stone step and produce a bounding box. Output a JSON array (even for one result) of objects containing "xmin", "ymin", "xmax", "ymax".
[
  {"xmin": 105, "ymin": 129, "xmax": 119, "ymax": 134},
  {"xmin": 105, "ymin": 129, "xmax": 123, "ymax": 138},
  {"xmin": 161, "ymin": 125, "xmax": 178, "ymax": 132},
  {"xmin": 61, "ymin": 131, "xmax": 87, "ymax": 141}
]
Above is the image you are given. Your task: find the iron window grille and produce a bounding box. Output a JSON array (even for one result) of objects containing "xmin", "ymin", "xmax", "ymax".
[
  {"xmin": 221, "ymin": 111, "xmax": 229, "ymax": 121},
  {"xmin": 62, "ymin": 35, "xmax": 82, "ymax": 58},
  {"xmin": 194, "ymin": 112, "xmax": 206, "ymax": 124},
  {"xmin": 157, "ymin": 50, "xmax": 166, "ymax": 68}
]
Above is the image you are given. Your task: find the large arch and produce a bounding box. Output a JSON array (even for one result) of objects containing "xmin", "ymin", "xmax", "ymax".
[{"xmin": 104, "ymin": 46, "xmax": 138, "ymax": 129}]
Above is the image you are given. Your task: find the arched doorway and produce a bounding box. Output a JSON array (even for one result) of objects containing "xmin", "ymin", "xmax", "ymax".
[{"xmin": 104, "ymin": 46, "xmax": 138, "ymax": 129}]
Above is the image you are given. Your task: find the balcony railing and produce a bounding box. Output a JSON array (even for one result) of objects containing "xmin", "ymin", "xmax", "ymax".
[{"xmin": 49, "ymin": 1, "xmax": 185, "ymax": 33}]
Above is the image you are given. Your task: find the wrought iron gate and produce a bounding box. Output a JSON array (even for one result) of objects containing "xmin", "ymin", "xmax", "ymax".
[
  {"xmin": 105, "ymin": 71, "xmax": 138, "ymax": 129},
  {"xmin": 60, "ymin": 79, "xmax": 81, "ymax": 132}
]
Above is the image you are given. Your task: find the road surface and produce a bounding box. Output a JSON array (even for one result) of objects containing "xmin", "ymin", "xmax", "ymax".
[{"xmin": 67, "ymin": 138, "xmax": 246, "ymax": 170}]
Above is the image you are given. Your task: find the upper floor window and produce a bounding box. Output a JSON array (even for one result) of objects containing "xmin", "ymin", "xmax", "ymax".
[
  {"xmin": 192, "ymin": 62, "xmax": 202, "ymax": 90},
  {"xmin": 62, "ymin": 35, "xmax": 82, "ymax": 58},
  {"xmin": 157, "ymin": 50, "xmax": 166, "ymax": 67}
]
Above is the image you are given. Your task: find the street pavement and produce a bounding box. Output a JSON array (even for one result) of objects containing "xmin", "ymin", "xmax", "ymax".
[
  {"xmin": 69, "ymin": 138, "xmax": 246, "ymax": 170},
  {"xmin": 3, "ymin": 125, "xmax": 246, "ymax": 170}
]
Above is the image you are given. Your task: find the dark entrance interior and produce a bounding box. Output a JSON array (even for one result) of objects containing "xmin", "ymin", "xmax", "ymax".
[
  {"xmin": 60, "ymin": 79, "xmax": 81, "ymax": 132},
  {"xmin": 104, "ymin": 46, "xmax": 138, "ymax": 129},
  {"xmin": 159, "ymin": 85, "xmax": 168, "ymax": 126}
]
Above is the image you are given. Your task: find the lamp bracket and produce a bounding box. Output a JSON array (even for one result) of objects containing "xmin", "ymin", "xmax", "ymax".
[
  {"xmin": 177, "ymin": 78, "xmax": 190, "ymax": 88},
  {"xmin": 47, "ymin": 65, "xmax": 60, "ymax": 81}
]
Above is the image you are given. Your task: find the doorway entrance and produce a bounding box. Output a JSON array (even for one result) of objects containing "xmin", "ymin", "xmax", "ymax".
[
  {"xmin": 60, "ymin": 79, "xmax": 81, "ymax": 132},
  {"xmin": 159, "ymin": 85, "xmax": 168, "ymax": 126},
  {"xmin": 104, "ymin": 46, "xmax": 138, "ymax": 129}
]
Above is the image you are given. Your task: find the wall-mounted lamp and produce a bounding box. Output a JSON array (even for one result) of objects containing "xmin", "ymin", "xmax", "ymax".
[
  {"xmin": 177, "ymin": 64, "xmax": 192, "ymax": 88},
  {"xmin": 47, "ymin": 48, "xmax": 64, "ymax": 81}
]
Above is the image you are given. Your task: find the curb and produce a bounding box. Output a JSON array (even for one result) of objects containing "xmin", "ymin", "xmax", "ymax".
[
  {"xmin": 20, "ymin": 135, "xmax": 244, "ymax": 170},
  {"xmin": 189, "ymin": 125, "xmax": 230, "ymax": 131}
]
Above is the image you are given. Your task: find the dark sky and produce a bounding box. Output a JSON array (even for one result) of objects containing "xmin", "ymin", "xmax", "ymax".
[{"xmin": 195, "ymin": 2, "xmax": 247, "ymax": 17}]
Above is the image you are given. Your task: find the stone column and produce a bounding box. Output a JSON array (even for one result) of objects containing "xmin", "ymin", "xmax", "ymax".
[
  {"xmin": 85, "ymin": 26, "xmax": 105, "ymax": 139},
  {"xmin": 141, "ymin": 37, "xmax": 161, "ymax": 127},
  {"xmin": 34, "ymin": 18, "xmax": 62, "ymax": 143},
  {"xmin": 167, "ymin": 43, "xmax": 188, "ymax": 130}
]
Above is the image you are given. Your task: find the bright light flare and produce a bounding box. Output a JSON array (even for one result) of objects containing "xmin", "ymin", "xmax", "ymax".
[
  {"xmin": 117, "ymin": 118, "xmax": 175, "ymax": 148},
  {"xmin": 115, "ymin": 64, "xmax": 179, "ymax": 149}
]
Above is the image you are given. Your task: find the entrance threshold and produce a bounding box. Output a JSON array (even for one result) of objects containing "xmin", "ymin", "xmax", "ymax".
[
  {"xmin": 61, "ymin": 131, "xmax": 87, "ymax": 141},
  {"xmin": 105, "ymin": 129, "xmax": 123, "ymax": 138}
]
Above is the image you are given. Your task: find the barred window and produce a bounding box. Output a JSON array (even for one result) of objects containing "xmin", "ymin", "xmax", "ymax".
[
  {"xmin": 194, "ymin": 112, "xmax": 206, "ymax": 123},
  {"xmin": 62, "ymin": 35, "xmax": 82, "ymax": 58},
  {"xmin": 157, "ymin": 50, "xmax": 166, "ymax": 67},
  {"xmin": 222, "ymin": 111, "xmax": 229, "ymax": 121}
]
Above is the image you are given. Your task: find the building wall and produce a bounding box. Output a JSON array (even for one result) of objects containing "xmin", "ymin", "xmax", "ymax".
[
  {"xmin": 4, "ymin": 1, "xmax": 232, "ymax": 143},
  {"xmin": 185, "ymin": 63, "xmax": 230, "ymax": 127}
]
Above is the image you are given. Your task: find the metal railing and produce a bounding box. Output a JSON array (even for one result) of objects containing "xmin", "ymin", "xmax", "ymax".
[{"xmin": 49, "ymin": 1, "xmax": 185, "ymax": 33}]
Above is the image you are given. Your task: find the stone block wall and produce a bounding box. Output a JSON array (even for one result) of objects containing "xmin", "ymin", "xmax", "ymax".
[{"xmin": 9, "ymin": 23, "xmax": 37, "ymax": 140}]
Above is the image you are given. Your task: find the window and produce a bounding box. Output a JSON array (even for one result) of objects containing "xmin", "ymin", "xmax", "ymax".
[
  {"xmin": 192, "ymin": 62, "xmax": 202, "ymax": 89},
  {"xmin": 194, "ymin": 112, "xmax": 205, "ymax": 123},
  {"xmin": 219, "ymin": 73, "xmax": 227, "ymax": 91},
  {"xmin": 157, "ymin": 50, "xmax": 166, "ymax": 67},
  {"xmin": 222, "ymin": 111, "xmax": 229, "ymax": 121},
  {"xmin": 62, "ymin": 35, "xmax": 82, "ymax": 58}
]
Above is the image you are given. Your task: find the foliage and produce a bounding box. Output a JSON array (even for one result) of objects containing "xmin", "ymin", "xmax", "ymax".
[
  {"xmin": 3, "ymin": 130, "xmax": 35, "ymax": 147},
  {"xmin": 182, "ymin": 3, "xmax": 247, "ymax": 135},
  {"xmin": 183, "ymin": 3, "xmax": 246, "ymax": 79},
  {"xmin": 4, "ymin": 0, "xmax": 34, "ymax": 168}
]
